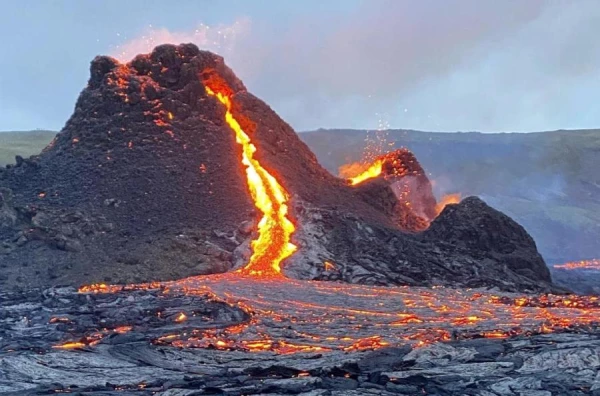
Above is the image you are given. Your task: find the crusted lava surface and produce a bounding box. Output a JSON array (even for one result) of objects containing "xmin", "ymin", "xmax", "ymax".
[
  {"xmin": 1, "ymin": 276, "xmax": 599, "ymax": 395},
  {"xmin": 0, "ymin": 43, "xmax": 555, "ymax": 293}
]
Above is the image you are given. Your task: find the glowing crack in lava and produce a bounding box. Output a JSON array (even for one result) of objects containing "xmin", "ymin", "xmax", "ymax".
[
  {"xmin": 203, "ymin": 83, "xmax": 296, "ymax": 277},
  {"xmin": 70, "ymin": 275, "xmax": 600, "ymax": 354}
]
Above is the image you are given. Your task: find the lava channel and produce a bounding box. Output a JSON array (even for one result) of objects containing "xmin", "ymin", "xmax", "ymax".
[{"xmin": 203, "ymin": 79, "xmax": 296, "ymax": 278}]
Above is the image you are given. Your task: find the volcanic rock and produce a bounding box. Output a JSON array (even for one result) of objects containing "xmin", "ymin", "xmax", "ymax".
[
  {"xmin": 0, "ymin": 43, "xmax": 556, "ymax": 292},
  {"xmin": 286, "ymin": 197, "xmax": 557, "ymax": 292},
  {"xmin": 1, "ymin": 284, "xmax": 598, "ymax": 395}
]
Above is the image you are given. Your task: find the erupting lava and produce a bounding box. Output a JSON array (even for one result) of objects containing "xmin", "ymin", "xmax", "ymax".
[
  {"xmin": 435, "ymin": 193, "xmax": 461, "ymax": 215},
  {"xmin": 342, "ymin": 150, "xmax": 419, "ymax": 185},
  {"xmin": 42, "ymin": 46, "xmax": 595, "ymax": 362},
  {"xmin": 203, "ymin": 78, "xmax": 296, "ymax": 277},
  {"xmin": 347, "ymin": 159, "xmax": 384, "ymax": 185},
  {"xmin": 341, "ymin": 149, "xmax": 460, "ymax": 229}
]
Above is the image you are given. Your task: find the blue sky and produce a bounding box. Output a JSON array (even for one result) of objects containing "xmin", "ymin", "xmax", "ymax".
[{"xmin": 1, "ymin": 0, "xmax": 599, "ymax": 132}]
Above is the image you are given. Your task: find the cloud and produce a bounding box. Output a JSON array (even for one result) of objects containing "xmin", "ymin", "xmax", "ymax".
[{"xmin": 111, "ymin": 0, "xmax": 600, "ymax": 132}]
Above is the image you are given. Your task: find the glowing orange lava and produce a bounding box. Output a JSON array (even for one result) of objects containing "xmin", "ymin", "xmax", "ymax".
[
  {"xmin": 347, "ymin": 159, "xmax": 384, "ymax": 185},
  {"xmin": 203, "ymin": 83, "xmax": 296, "ymax": 277},
  {"xmin": 53, "ymin": 342, "xmax": 86, "ymax": 350},
  {"xmin": 554, "ymin": 259, "xmax": 600, "ymax": 271},
  {"xmin": 435, "ymin": 193, "xmax": 461, "ymax": 215}
]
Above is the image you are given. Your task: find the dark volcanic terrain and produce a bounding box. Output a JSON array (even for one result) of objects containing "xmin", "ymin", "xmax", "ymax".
[
  {"xmin": 1, "ymin": 43, "xmax": 599, "ymax": 396},
  {"xmin": 300, "ymin": 128, "xmax": 600, "ymax": 266},
  {"xmin": 1, "ymin": 275, "xmax": 599, "ymax": 395},
  {"xmin": 1, "ymin": 43, "xmax": 554, "ymax": 293}
]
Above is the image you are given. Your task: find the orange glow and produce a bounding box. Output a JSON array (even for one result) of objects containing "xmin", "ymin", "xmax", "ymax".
[
  {"xmin": 346, "ymin": 160, "xmax": 384, "ymax": 185},
  {"xmin": 49, "ymin": 317, "xmax": 71, "ymax": 324},
  {"xmin": 341, "ymin": 150, "xmax": 416, "ymax": 185},
  {"xmin": 324, "ymin": 261, "xmax": 336, "ymax": 271},
  {"xmin": 554, "ymin": 259, "xmax": 600, "ymax": 271},
  {"xmin": 74, "ymin": 272, "xmax": 600, "ymax": 356},
  {"xmin": 175, "ymin": 312, "xmax": 187, "ymax": 323},
  {"xmin": 53, "ymin": 342, "xmax": 86, "ymax": 350},
  {"xmin": 435, "ymin": 193, "xmax": 461, "ymax": 216},
  {"xmin": 204, "ymin": 83, "xmax": 296, "ymax": 277},
  {"xmin": 78, "ymin": 283, "xmax": 111, "ymax": 293}
]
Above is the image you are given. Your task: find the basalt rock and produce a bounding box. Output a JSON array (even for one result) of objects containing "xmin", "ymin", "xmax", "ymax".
[
  {"xmin": 286, "ymin": 197, "xmax": 559, "ymax": 293},
  {"xmin": 1, "ymin": 285, "xmax": 598, "ymax": 395},
  {"xmin": 0, "ymin": 43, "xmax": 556, "ymax": 292}
]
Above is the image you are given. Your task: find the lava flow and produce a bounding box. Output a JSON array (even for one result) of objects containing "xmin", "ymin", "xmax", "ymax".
[
  {"xmin": 69, "ymin": 274, "xmax": 600, "ymax": 354},
  {"xmin": 554, "ymin": 259, "xmax": 600, "ymax": 271},
  {"xmin": 203, "ymin": 77, "xmax": 296, "ymax": 278},
  {"xmin": 347, "ymin": 159, "xmax": 384, "ymax": 185},
  {"xmin": 47, "ymin": 54, "xmax": 599, "ymax": 358}
]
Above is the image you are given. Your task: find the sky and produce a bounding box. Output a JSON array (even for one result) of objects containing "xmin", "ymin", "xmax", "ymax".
[{"xmin": 1, "ymin": 0, "xmax": 599, "ymax": 133}]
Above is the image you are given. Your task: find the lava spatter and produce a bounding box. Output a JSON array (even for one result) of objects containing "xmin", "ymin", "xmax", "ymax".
[
  {"xmin": 203, "ymin": 81, "xmax": 296, "ymax": 278},
  {"xmin": 348, "ymin": 159, "xmax": 384, "ymax": 185}
]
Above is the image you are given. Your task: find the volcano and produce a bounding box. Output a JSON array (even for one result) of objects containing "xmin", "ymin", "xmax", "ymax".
[{"xmin": 0, "ymin": 43, "xmax": 555, "ymax": 293}]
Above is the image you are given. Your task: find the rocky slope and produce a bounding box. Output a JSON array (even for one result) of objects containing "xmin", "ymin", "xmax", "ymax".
[
  {"xmin": 0, "ymin": 44, "xmax": 555, "ymax": 293},
  {"xmin": 300, "ymin": 128, "xmax": 600, "ymax": 265}
]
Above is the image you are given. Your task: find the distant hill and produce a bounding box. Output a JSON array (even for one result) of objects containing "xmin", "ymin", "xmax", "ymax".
[
  {"xmin": 0, "ymin": 130, "xmax": 56, "ymax": 165},
  {"xmin": 300, "ymin": 128, "xmax": 600, "ymax": 265},
  {"xmin": 2, "ymin": 128, "xmax": 599, "ymax": 266}
]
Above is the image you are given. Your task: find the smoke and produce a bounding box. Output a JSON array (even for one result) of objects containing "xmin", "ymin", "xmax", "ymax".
[
  {"xmin": 112, "ymin": 0, "xmax": 600, "ymax": 133},
  {"xmin": 111, "ymin": 20, "xmax": 251, "ymax": 62}
]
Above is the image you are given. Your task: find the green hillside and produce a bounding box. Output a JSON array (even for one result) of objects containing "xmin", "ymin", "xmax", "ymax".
[{"xmin": 0, "ymin": 130, "xmax": 56, "ymax": 165}]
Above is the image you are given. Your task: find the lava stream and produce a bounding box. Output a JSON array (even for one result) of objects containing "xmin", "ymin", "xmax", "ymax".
[
  {"xmin": 348, "ymin": 159, "xmax": 384, "ymax": 185},
  {"xmin": 554, "ymin": 259, "xmax": 600, "ymax": 271},
  {"xmin": 204, "ymin": 85, "xmax": 296, "ymax": 277}
]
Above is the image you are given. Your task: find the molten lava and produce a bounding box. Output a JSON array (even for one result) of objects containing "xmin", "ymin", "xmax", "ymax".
[
  {"xmin": 203, "ymin": 81, "xmax": 296, "ymax": 278},
  {"xmin": 72, "ymin": 273, "xmax": 600, "ymax": 355},
  {"xmin": 342, "ymin": 150, "xmax": 417, "ymax": 186},
  {"xmin": 435, "ymin": 193, "xmax": 461, "ymax": 216},
  {"xmin": 554, "ymin": 259, "xmax": 600, "ymax": 271},
  {"xmin": 347, "ymin": 159, "xmax": 384, "ymax": 185}
]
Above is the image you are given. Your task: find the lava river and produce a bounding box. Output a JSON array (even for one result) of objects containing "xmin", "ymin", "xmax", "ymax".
[{"xmin": 204, "ymin": 78, "xmax": 296, "ymax": 278}]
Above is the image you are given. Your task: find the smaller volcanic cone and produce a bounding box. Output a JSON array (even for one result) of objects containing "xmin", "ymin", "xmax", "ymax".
[{"xmin": 343, "ymin": 148, "xmax": 439, "ymax": 231}]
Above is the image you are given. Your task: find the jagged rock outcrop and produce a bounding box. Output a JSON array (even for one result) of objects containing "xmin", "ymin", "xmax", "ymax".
[
  {"xmin": 0, "ymin": 43, "xmax": 555, "ymax": 292},
  {"xmin": 286, "ymin": 197, "xmax": 558, "ymax": 293},
  {"xmin": 424, "ymin": 196, "xmax": 552, "ymax": 283}
]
